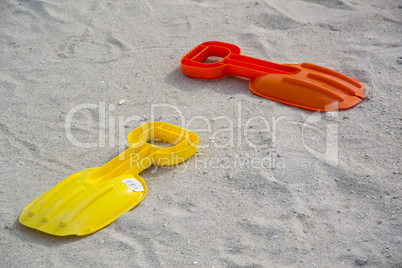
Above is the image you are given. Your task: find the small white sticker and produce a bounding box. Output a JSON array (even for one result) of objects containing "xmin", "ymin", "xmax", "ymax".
[{"xmin": 122, "ymin": 178, "xmax": 144, "ymax": 192}]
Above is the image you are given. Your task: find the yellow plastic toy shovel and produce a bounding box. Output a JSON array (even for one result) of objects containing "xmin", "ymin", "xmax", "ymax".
[{"xmin": 19, "ymin": 122, "xmax": 199, "ymax": 236}]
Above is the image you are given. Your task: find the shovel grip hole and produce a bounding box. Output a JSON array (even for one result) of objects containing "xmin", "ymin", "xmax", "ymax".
[
  {"xmin": 140, "ymin": 127, "xmax": 185, "ymax": 148},
  {"xmin": 147, "ymin": 138, "xmax": 173, "ymax": 147},
  {"xmin": 204, "ymin": 56, "xmax": 224, "ymax": 64},
  {"xmin": 190, "ymin": 45, "xmax": 230, "ymax": 64}
]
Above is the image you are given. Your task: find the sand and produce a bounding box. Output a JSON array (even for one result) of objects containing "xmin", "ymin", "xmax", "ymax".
[{"xmin": 0, "ymin": 0, "xmax": 401, "ymax": 267}]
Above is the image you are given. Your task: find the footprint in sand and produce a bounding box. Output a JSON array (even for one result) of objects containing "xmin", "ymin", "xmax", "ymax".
[
  {"xmin": 57, "ymin": 30, "xmax": 129, "ymax": 63},
  {"xmin": 253, "ymin": 10, "xmax": 304, "ymax": 31},
  {"xmin": 300, "ymin": 0, "xmax": 352, "ymax": 10}
]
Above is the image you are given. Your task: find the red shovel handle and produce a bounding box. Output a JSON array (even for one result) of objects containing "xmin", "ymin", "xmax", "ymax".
[{"xmin": 181, "ymin": 41, "xmax": 299, "ymax": 80}]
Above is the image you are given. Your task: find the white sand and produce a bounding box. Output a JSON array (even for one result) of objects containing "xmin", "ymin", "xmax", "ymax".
[{"xmin": 1, "ymin": 0, "xmax": 401, "ymax": 267}]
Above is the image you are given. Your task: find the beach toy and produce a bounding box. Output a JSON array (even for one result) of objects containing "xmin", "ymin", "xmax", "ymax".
[
  {"xmin": 181, "ymin": 41, "xmax": 365, "ymax": 111},
  {"xmin": 19, "ymin": 122, "xmax": 199, "ymax": 236}
]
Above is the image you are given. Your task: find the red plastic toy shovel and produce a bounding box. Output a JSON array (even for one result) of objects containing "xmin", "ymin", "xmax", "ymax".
[{"xmin": 181, "ymin": 41, "xmax": 365, "ymax": 112}]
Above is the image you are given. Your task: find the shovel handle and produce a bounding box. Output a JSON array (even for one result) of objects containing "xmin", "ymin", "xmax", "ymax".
[
  {"xmin": 90, "ymin": 122, "xmax": 199, "ymax": 184},
  {"xmin": 128, "ymin": 122, "xmax": 199, "ymax": 168},
  {"xmin": 181, "ymin": 41, "xmax": 299, "ymax": 80}
]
